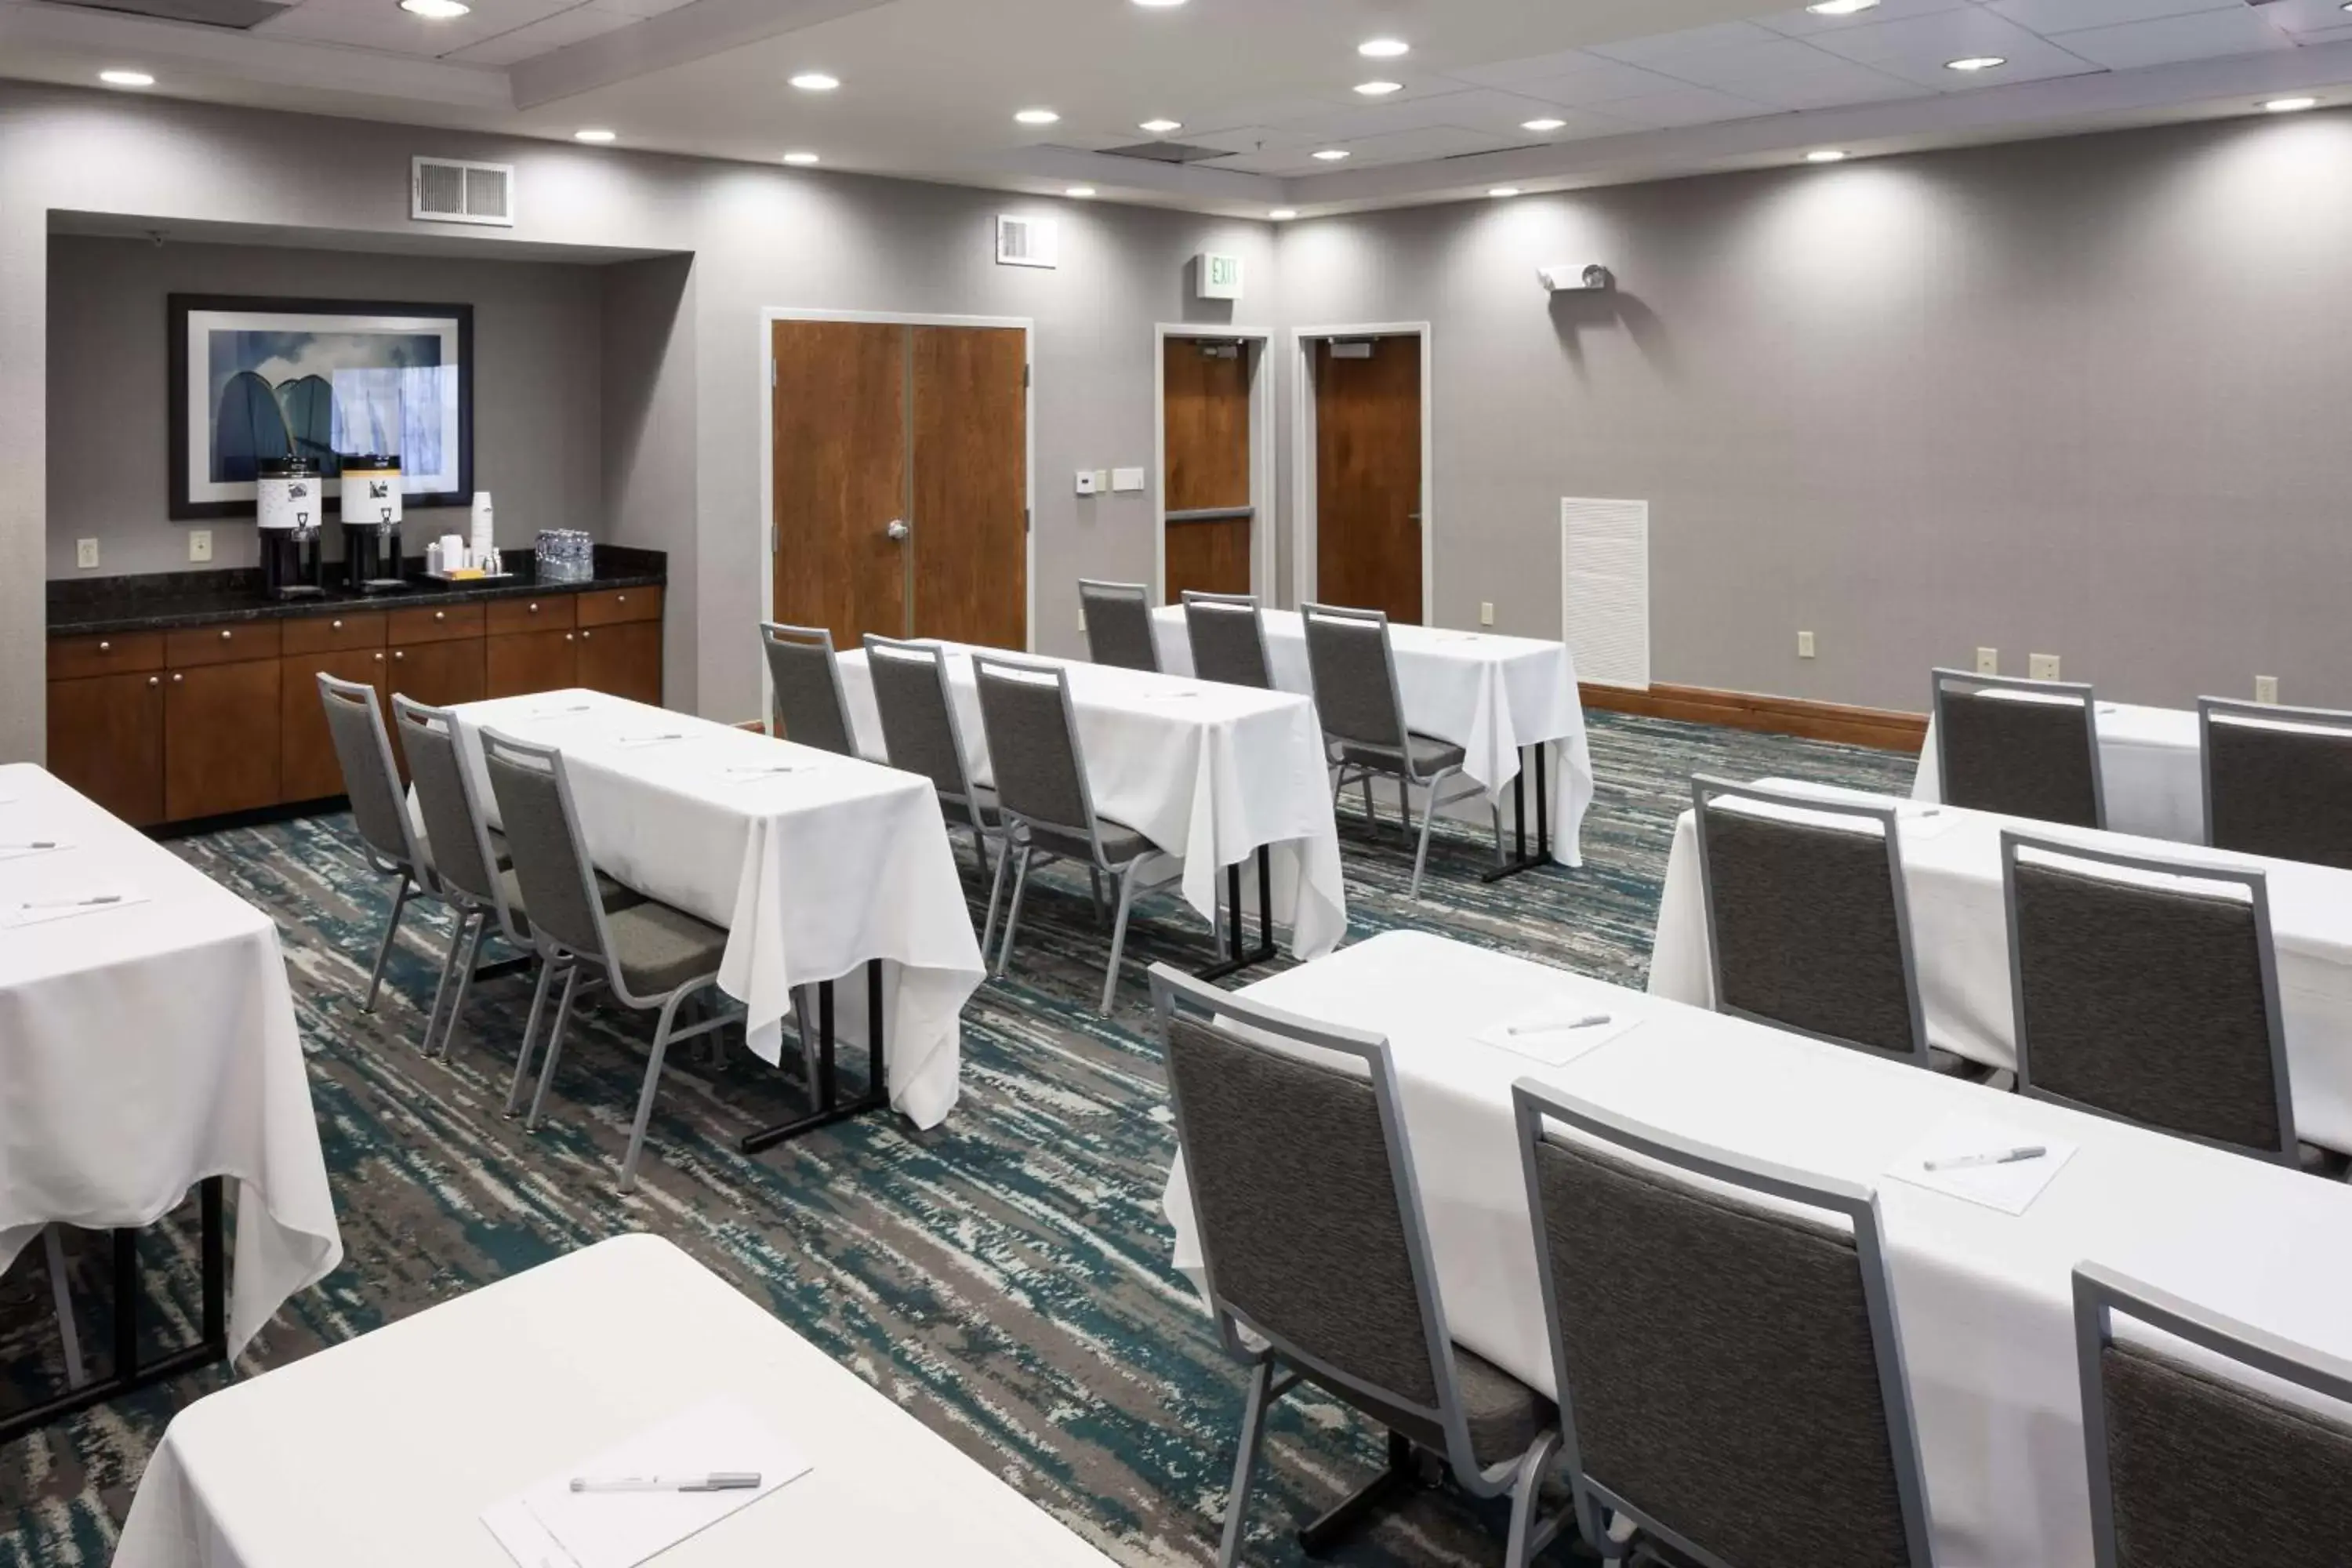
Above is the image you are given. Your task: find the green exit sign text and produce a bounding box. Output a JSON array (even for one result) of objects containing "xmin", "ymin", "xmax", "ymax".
[{"xmin": 1197, "ymin": 252, "xmax": 1244, "ymax": 301}]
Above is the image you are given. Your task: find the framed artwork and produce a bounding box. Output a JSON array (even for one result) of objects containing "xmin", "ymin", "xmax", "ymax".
[{"xmin": 168, "ymin": 294, "xmax": 473, "ymax": 519}]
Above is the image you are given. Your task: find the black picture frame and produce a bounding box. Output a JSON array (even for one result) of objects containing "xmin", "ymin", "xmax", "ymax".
[{"xmin": 168, "ymin": 293, "xmax": 474, "ymax": 521}]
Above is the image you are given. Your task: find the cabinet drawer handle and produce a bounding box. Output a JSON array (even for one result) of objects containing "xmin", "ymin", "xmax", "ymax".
[
  {"xmin": 394, "ymin": 651, "xmax": 405, "ymax": 661},
  {"xmin": 147, "ymin": 676, "xmax": 159, "ymax": 688},
  {"xmin": 171, "ymin": 673, "xmax": 183, "ymax": 684},
  {"xmin": 220, "ymin": 630, "xmax": 233, "ymax": 641},
  {"xmin": 98, "ymin": 641, "xmax": 111, "ymax": 652},
  {"xmin": 528, "ymin": 603, "xmax": 540, "ymax": 614},
  {"xmin": 434, "ymin": 611, "xmax": 446, "ymax": 622},
  {"xmin": 374, "ymin": 652, "xmax": 385, "ymax": 662},
  {"xmin": 565, "ymin": 633, "xmax": 575, "ymax": 643},
  {"xmin": 616, "ymin": 594, "xmax": 628, "ymax": 604},
  {"xmin": 581, "ymin": 631, "xmax": 592, "ymax": 641},
  {"xmin": 332, "ymin": 619, "xmax": 344, "ymax": 630}
]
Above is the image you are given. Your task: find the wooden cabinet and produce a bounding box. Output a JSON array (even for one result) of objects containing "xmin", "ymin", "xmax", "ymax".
[
  {"xmin": 47, "ymin": 670, "xmax": 165, "ymax": 826},
  {"xmin": 576, "ymin": 586, "xmax": 660, "ymax": 629},
  {"xmin": 385, "ymin": 636, "xmax": 486, "ymax": 710},
  {"xmin": 486, "ymin": 630, "xmax": 577, "ymax": 699},
  {"xmin": 282, "ymin": 648, "xmax": 387, "ymax": 802},
  {"xmin": 165, "ymin": 659, "xmax": 281, "ymax": 822},
  {"xmin": 166, "ymin": 621, "xmax": 281, "ymax": 669},
  {"xmin": 387, "ymin": 603, "xmax": 485, "ymax": 645},
  {"xmin": 576, "ymin": 622, "xmax": 662, "ymax": 706}
]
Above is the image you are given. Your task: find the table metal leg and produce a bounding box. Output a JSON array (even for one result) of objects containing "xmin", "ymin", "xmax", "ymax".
[
  {"xmin": 1196, "ymin": 844, "xmax": 1279, "ymax": 983},
  {"xmin": 739, "ymin": 960, "xmax": 893, "ymax": 1154},
  {"xmin": 1481, "ymin": 743, "xmax": 1555, "ymax": 884}
]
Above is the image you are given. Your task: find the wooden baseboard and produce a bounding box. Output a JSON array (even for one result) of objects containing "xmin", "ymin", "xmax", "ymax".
[{"xmin": 1581, "ymin": 681, "xmax": 1927, "ymax": 753}]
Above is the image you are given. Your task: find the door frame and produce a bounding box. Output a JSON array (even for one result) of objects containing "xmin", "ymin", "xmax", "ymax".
[
  {"xmin": 757, "ymin": 307, "xmax": 1037, "ymax": 717},
  {"xmin": 1152, "ymin": 323, "xmax": 1276, "ymax": 606},
  {"xmin": 1288, "ymin": 321, "xmax": 1434, "ymax": 624}
]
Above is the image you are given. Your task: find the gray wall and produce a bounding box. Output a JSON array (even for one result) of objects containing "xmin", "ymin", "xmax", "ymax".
[
  {"xmin": 1272, "ymin": 108, "xmax": 2352, "ymax": 713},
  {"xmin": 0, "ymin": 81, "xmax": 1276, "ymax": 757},
  {"xmin": 46, "ymin": 234, "xmax": 605, "ymax": 575}
]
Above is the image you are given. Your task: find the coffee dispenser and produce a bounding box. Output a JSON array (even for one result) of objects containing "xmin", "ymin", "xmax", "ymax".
[
  {"xmin": 255, "ymin": 457, "xmax": 326, "ymax": 601},
  {"xmin": 340, "ymin": 455, "xmax": 406, "ymax": 592}
]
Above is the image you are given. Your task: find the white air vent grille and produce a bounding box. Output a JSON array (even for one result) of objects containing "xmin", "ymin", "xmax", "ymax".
[
  {"xmin": 1562, "ymin": 497, "xmax": 1650, "ymax": 690},
  {"xmin": 412, "ymin": 157, "xmax": 515, "ymax": 227},
  {"xmin": 996, "ymin": 214, "xmax": 1057, "ymax": 269}
]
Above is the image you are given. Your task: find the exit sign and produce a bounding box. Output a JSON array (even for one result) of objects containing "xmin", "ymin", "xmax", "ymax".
[{"xmin": 1197, "ymin": 252, "xmax": 1244, "ymax": 300}]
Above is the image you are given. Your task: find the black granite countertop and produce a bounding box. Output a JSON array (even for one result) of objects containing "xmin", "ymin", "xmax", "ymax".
[{"xmin": 48, "ymin": 546, "xmax": 666, "ymax": 636}]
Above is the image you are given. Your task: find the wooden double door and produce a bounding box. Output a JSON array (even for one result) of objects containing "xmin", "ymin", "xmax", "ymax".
[
  {"xmin": 1312, "ymin": 335, "xmax": 1424, "ymax": 626},
  {"xmin": 771, "ymin": 318, "xmax": 1028, "ymax": 652}
]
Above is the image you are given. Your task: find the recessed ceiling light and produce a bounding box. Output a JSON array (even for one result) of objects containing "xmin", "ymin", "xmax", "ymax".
[
  {"xmin": 398, "ymin": 0, "xmax": 470, "ymax": 16},
  {"xmin": 1066, "ymin": 186, "xmax": 1097, "ymax": 198},
  {"xmin": 1945, "ymin": 56, "xmax": 2005, "ymax": 72},
  {"xmin": 574, "ymin": 129, "xmax": 615, "ymax": 142},
  {"xmin": 1015, "ymin": 108, "xmax": 1061, "ymax": 125},
  {"xmin": 782, "ymin": 151, "xmax": 819, "ymax": 165},
  {"xmin": 1523, "ymin": 118, "xmax": 1567, "ymax": 132},
  {"xmin": 1489, "ymin": 186, "xmax": 1523, "ymax": 198},
  {"xmin": 1270, "ymin": 209, "xmax": 1298, "ymax": 220},
  {"xmin": 1358, "ymin": 38, "xmax": 1408, "ymax": 58},
  {"xmin": 1139, "ymin": 118, "xmax": 1182, "ymax": 134},
  {"xmin": 789, "ymin": 72, "xmax": 839, "ymax": 91},
  {"xmin": 1133, "ymin": 0, "xmax": 1186, "ymax": 7},
  {"xmin": 2263, "ymin": 96, "xmax": 2319, "ymax": 113},
  {"xmin": 1805, "ymin": 0, "xmax": 1878, "ymax": 14},
  {"xmin": 1806, "ymin": 148, "xmax": 1848, "ymax": 162},
  {"xmin": 1312, "ymin": 148, "xmax": 1351, "ymax": 161},
  {"xmin": 97, "ymin": 68, "xmax": 154, "ymax": 86},
  {"xmin": 1355, "ymin": 81, "xmax": 1404, "ymax": 96}
]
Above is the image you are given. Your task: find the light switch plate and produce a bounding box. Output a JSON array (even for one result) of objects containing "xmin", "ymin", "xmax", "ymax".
[
  {"xmin": 1093, "ymin": 469, "xmax": 1111, "ymax": 495},
  {"xmin": 1797, "ymin": 630, "xmax": 1816, "ymax": 659},
  {"xmin": 2256, "ymin": 675, "xmax": 2279, "ymax": 706},
  {"xmin": 1111, "ymin": 466, "xmax": 1145, "ymax": 493},
  {"xmin": 75, "ymin": 538, "xmax": 100, "ymax": 570},
  {"xmin": 1074, "ymin": 470, "xmax": 1098, "ymax": 496},
  {"xmin": 1976, "ymin": 647, "xmax": 1998, "ymax": 677},
  {"xmin": 2029, "ymin": 652, "xmax": 2061, "ymax": 681},
  {"xmin": 189, "ymin": 529, "xmax": 212, "ymax": 563},
  {"xmin": 1479, "ymin": 602, "xmax": 1495, "ymax": 627}
]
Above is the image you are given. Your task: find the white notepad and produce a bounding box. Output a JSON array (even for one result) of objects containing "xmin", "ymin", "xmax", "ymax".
[
  {"xmin": 1886, "ymin": 1116, "xmax": 2078, "ymax": 1216},
  {"xmin": 483, "ymin": 1396, "xmax": 811, "ymax": 1568},
  {"xmin": 1475, "ymin": 1002, "xmax": 1642, "ymax": 1067},
  {"xmin": 0, "ymin": 890, "xmax": 147, "ymax": 928}
]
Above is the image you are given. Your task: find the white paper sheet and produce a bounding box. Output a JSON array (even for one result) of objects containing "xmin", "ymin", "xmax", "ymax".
[
  {"xmin": 1885, "ymin": 1116, "xmax": 2078, "ymax": 1215},
  {"xmin": 1475, "ymin": 1003, "xmax": 1642, "ymax": 1067},
  {"xmin": 482, "ymin": 1496, "xmax": 579, "ymax": 1568},
  {"xmin": 0, "ymin": 890, "xmax": 150, "ymax": 928},
  {"xmin": 489, "ymin": 1396, "xmax": 812, "ymax": 1568}
]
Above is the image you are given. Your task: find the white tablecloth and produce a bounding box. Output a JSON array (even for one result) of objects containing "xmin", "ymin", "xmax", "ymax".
[
  {"xmin": 837, "ymin": 644, "xmax": 1347, "ymax": 960},
  {"xmin": 113, "ymin": 1233, "xmax": 1117, "ymax": 1568},
  {"xmin": 1915, "ymin": 699, "xmax": 2203, "ymax": 844},
  {"xmin": 1162, "ymin": 930, "xmax": 2352, "ymax": 1568},
  {"xmin": 443, "ymin": 691, "xmax": 983, "ymax": 1129},
  {"xmin": 1150, "ymin": 606, "xmax": 1594, "ymax": 867},
  {"xmin": 0, "ymin": 764, "xmax": 341, "ymax": 1357},
  {"xmin": 1650, "ymin": 777, "xmax": 2352, "ymax": 1152}
]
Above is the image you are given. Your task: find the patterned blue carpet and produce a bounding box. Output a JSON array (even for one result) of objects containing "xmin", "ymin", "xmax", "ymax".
[{"xmin": 0, "ymin": 712, "xmax": 1914, "ymax": 1566}]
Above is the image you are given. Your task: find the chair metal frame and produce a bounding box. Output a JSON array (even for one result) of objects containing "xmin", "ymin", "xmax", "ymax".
[
  {"xmin": 1078, "ymin": 579, "xmax": 1163, "ymax": 673},
  {"xmin": 1511, "ymin": 1080, "xmax": 1936, "ymax": 1568},
  {"xmin": 1181, "ymin": 590, "xmax": 1275, "ymax": 691},
  {"xmin": 1999, "ymin": 828, "xmax": 2298, "ymax": 1165},
  {"xmin": 2198, "ymin": 695, "xmax": 2352, "ymax": 856},
  {"xmin": 316, "ymin": 671, "xmax": 446, "ymax": 1018},
  {"xmin": 1154, "ymin": 966, "xmax": 1566, "ymax": 1568},
  {"xmin": 972, "ymin": 653, "xmax": 1177, "ymax": 1014},
  {"xmin": 478, "ymin": 725, "xmax": 746, "ymax": 1193},
  {"xmin": 2074, "ymin": 1261, "xmax": 2352, "ymax": 1568},
  {"xmin": 863, "ymin": 633, "xmax": 1003, "ymax": 881},
  {"xmin": 1689, "ymin": 775, "xmax": 1933, "ymax": 1069},
  {"xmin": 759, "ymin": 621, "xmax": 858, "ymax": 756},
  {"xmin": 1930, "ymin": 667, "xmax": 2107, "ymax": 829},
  {"xmin": 1301, "ymin": 601, "xmax": 1501, "ymax": 900}
]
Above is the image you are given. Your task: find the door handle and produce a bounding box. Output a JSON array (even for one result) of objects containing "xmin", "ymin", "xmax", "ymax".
[{"xmin": 886, "ymin": 519, "xmax": 909, "ymax": 542}]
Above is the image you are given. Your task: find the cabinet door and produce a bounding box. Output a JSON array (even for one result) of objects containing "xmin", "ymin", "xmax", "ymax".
[
  {"xmin": 576, "ymin": 622, "xmax": 662, "ymax": 707},
  {"xmin": 48, "ymin": 672, "xmax": 165, "ymax": 826},
  {"xmin": 386, "ymin": 637, "xmax": 486, "ymax": 710},
  {"xmin": 485, "ymin": 630, "xmax": 578, "ymax": 700},
  {"xmin": 281, "ymin": 648, "xmax": 388, "ymax": 803},
  {"xmin": 165, "ymin": 659, "xmax": 283, "ymax": 821}
]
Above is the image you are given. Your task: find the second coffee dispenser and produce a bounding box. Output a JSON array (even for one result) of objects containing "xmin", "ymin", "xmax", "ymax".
[{"xmin": 340, "ymin": 454, "xmax": 406, "ymax": 593}]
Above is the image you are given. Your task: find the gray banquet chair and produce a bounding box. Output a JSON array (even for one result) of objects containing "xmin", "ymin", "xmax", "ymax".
[
  {"xmin": 973, "ymin": 654, "xmax": 1171, "ymax": 1014},
  {"xmin": 1181, "ymin": 590, "xmax": 1274, "ymax": 690},
  {"xmin": 1155, "ymin": 966, "xmax": 1565, "ymax": 1567},
  {"xmin": 1303, "ymin": 601, "xmax": 1501, "ymax": 900},
  {"xmin": 479, "ymin": 727, "xmax": 747, "ymax": 1193},
  {"xmin": 760, "ymin": 622, "xmax": 858, "ymax": 757},
  {"xmin": 1931, "ymin": 667, "xmax": 2105, "ymax": 829},
  {"xmin": 862, "ymin": 633, "xmax": 1002, "ymax": 881},
  {"xmin": 317, "ymin": 672, "xmax": 448, "ymax": 1016},
  {"xmin": 1079, "ymin": 579, "xmax": 1161, "ymax": 673},
  {"xmin": 2201, "ymin": 696, "xmax": 2352, "ymax": 869},
  {"xmin": 2075, "ymin": 1262, "xmax": 2352, "ymax": 1568},
  {"xmin": 2001, "ymin": 829, "xmax": 2323, "ymax": 1170},
  {"xmin": 1513, "ymin": 1080, "xmax": 1936, "ymax": 1568}
]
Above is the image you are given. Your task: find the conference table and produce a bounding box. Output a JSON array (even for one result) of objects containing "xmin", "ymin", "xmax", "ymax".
[
  {"xmin": 1160, "ymin": 930, "xmax": 2352, "ymax": 1567},
  {"xmin": 1649, "ymin": 776, "xmax": 2352, "ymax": 1152},
  {"xmin": 112, "ymin": 1233, "xmax": 1120, "ymax": 1568},
  {"xmin": 1149, "ymin": 606, "xmax": 1595, "ymax": 874},
  {"xmin": 441, "ymin": 690, "xmax": 985, "ymax": 1142},
  {"xmin": 0, "ymin": 764, "xmax": 342, "ymax": 1441},
  {"xmin": 835, "ymin": 642, "xmax": 1348, "ymax": 972},
  {"xmin": 1913, "ymin": 697, "xmax": 2201, "ymax": 844}
]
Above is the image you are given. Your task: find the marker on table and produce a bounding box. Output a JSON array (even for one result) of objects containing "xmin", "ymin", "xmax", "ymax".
[
  {"xmin": 0, "ymin": 841, "xmax": 60, "ymax": 851},
  {"xmin": 20, "ymin": 895, "xmax": 122, "ymax": 911},
  {"xmin": 1923, "ymin": 1145, "xmax": 2046, "ymax": 1174},
  {"xmin": 1507, "ymin": 1013, "xmax": 1611, "ymax": 1036},
  {"xmin": 568, "ymin": 1472, "xmax": 761, "ymax": 1494}
]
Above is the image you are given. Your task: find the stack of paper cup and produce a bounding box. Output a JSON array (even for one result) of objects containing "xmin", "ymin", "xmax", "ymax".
[{"xmin": 470, "ymin": 492, "xmax": 494, "ymax": 563}]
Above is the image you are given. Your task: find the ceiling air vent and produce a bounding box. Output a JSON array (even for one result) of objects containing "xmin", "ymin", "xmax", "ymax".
[
  {"xmin": 1091, "ymin": 140, "xmax": 1239, "ymax": 165},
  {"xmin": 996, "ymin": 214, "xmax": 1058, "ymax": 270},
  {"xmin": 412, "ymin": 158, "xmax": 515, "ymax": 228}
]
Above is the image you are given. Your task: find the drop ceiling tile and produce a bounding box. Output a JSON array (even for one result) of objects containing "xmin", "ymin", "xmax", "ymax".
[
  {"xmin": 1737, "ymin": 61, "xmax": 1938, "ymax": 109},
  {"xmin": 1446, "ymin": 49, "xmax": 1689, "ymax": 100},
  {"xmin": 1595, "ymin": 85, "xmax": 1780, "ymax": 128},
  {"xmin": 1757, "ymin": 0, "xmax": 1976, "ymax": 38},
  {"xmin": 1177, "ymin": 125, "xmax": 1316, "ymax": 157},
  {"xmin": 445, "ymin": 3, "xmax": 630, "ymax": 64},
  {"xmin": 1638, "ymin": 37, "xmax": 1853, "ymax": 89},
  {"xmin": 589, "ymin": 0, "xmax": 694, "ymax": 17},
  {"xmin": 1283, "ymin": 89, "xmax": 1567, "ymax": 140},
  {"xmin": 1984, "ymin": 0, "xmax": 2235, "ymax": 32},
  {"xmin": 253, "ymin": 3, "xmax": 454, "ymax": 53},
  {"xmin": 2259, "ymin": 0, "xmax": 2352, "ymax": 35},
  {"xmin": 1335, "ymin": 125, "xmax": 1520, "ymax": 167},
  {"xmin": 2042, "ymin": 6, "xmax": 2294, "ymax": 66},
  {"xmin": 1586, "ymin": 19, "xmax": 1788, "ymax": 64},
  {"xmin": 1805, "ymin": 9, "xmax": 2104, "ymax": 87},
  {"xmin": 1180, "ymin": 97, "xmax": 1355, "ymax": 133}
]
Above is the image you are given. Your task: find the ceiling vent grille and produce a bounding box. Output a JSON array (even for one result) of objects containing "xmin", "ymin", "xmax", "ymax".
[
  {"xmin": 1091, "ymin": 140, "xmax": 1239, "ymax": 165},
  {"xmin": 412, "ymin": 158, "xmax": 515, "ymax": 227},
  {"xmin": 996, "ymin": 214, "xmax": 1058, "ymax": 269}
]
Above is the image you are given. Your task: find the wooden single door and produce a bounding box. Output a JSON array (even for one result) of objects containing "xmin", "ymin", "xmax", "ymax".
[
  {"xmin": 48, "ymin": 672, "xmax": 165, "ymax": 826},
  {"xmin": 910, "ymin": 325, "xmax": 1027, "ymax": 648},
  {"xmin": 485, "ymin": 631, "xmax": 579, "ymax": 700},
  {"xmin": 578, "ymin": 622, "xmax": 663, "ymax": 706},
  {"xmin": 1163, "ymin": 339, "xmax": 1253, "ymax": 600},
  {"xmin": 1313, "ymin": 336, "xmax": 1423, "ymax": 625},
  {"xmin": 771, "ymin": 319, "xmax": 909, "ymax": 651},
  {"xmin": 165, "ymin": 660, "xmax": 282, "ymax": 821},
  {"xmin": 281, "ymin": 648, "xmax": 387, "ymax": 801}
]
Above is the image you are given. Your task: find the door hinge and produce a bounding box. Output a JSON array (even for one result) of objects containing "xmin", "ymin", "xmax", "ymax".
[
  {"xmin": 770, "ymin": 359, "xmax": 777, "ymax": 388},
  {"xmin": 1022, "ymin": 365, "xmax": 1031, "ymax": 390},
  {"xmin": 1025, "ymin": 507, "xmax": 1032, "ymax": 534}
]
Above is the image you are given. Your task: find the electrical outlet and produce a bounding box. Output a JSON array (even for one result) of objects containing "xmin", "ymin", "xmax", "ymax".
[
  {"xmin": 1479, "ymin": 602, "xmax": 1495, "ymax": 627},
  {"xmin": 2256, "ymin": 675, "xmax": 2280, "ymax": 706},
  {"xmin": 2029, "ymin": 652, "xmax": 2061, "ymax": 681},
  {"xmin": 1797, "ymin": 630, "xmax": 1816, "ymax": 659},
  {"xmin": 75, "ymin": 538, "xmax": 100, "ymax": 570},
  {"xmin": 189, "ymin": 529, "xmax": 212, "ymax": 564},
  {"xmin": 1976, "ymin": 647, "xmax": 1998, "ymax": 677}
]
